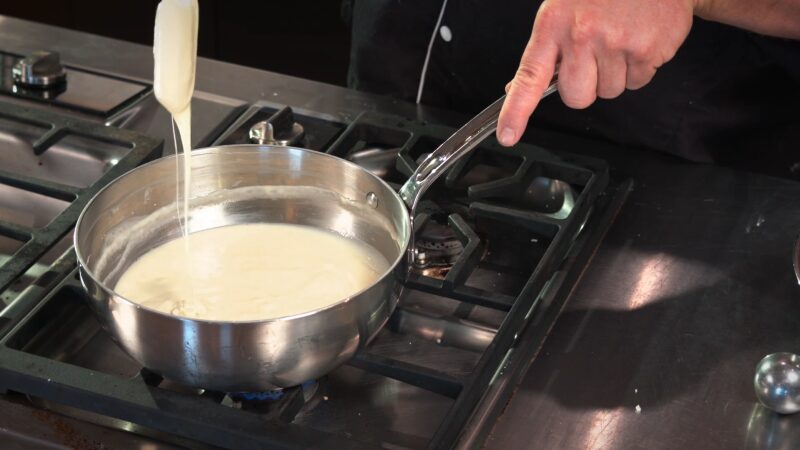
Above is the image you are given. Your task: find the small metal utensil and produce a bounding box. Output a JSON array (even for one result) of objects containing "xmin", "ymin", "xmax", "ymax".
[
  {"xmin": 754, "ymin": 353, "xmax": 800, "ymax": 414},
  {"xmin": 752, "ymin": 238, "xmax": 800, "ymax": 414}
]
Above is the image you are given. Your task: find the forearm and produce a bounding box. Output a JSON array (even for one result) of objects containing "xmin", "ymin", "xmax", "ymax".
[{"xmin": 695, "ymin": 0, "xmax": 800, "ymax": 39}]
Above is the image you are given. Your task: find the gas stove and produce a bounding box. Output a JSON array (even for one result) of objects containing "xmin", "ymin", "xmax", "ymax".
[{"xmin": 0, "ymin": 50, "xmax": 630, "ymax": 450}]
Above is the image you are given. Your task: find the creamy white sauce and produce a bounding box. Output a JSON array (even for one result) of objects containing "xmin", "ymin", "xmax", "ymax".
[
  {"xmin": 115, "ymin": 224, "xmax": 390, "ymax": 321},
  {"xmin": 153, "ymin": 0, "xmax": 198, "ymax": 236}
]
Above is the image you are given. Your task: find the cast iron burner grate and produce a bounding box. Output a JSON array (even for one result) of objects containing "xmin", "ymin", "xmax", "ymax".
[
  {"xmin": 0, "ymin": 101, "xmax": 162, "ymax": 333},
  {"xmin": 0, "ymin": 105, "xmax": 631, "ymax": 450}
]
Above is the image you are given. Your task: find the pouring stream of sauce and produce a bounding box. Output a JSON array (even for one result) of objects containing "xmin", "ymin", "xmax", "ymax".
[{"xmin": 153, "ymin": 0, "xmax": 198, "ymax": 238}]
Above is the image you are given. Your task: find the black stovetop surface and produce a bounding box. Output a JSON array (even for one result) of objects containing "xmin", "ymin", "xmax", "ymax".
[{"xmin": 0, "ymin": 100, "xmax": 628, "ymax": 449}]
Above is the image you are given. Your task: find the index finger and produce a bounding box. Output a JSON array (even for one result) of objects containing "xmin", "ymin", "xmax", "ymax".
[{"xmin": 497, "ymin": 21, "xmax": 559, "ymax": 147}]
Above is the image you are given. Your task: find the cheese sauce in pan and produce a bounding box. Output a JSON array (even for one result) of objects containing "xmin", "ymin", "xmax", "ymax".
[{"xmin": 114, "ymin": 224, "xmax": 390, "ymax": 321}]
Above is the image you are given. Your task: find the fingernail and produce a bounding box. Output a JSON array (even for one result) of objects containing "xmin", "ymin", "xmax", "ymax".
[{"xmin": 498, "ymin": 127, "xmax": 516, "ymax": 146}]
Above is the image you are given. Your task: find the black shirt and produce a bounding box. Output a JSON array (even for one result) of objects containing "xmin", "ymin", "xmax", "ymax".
[{"xmin": 344, "ymin": 0, "xmax": 800, "ymax": 170}]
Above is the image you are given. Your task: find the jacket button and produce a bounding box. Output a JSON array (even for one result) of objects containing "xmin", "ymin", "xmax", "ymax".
[{"xmin": 439, "ymin": 25, "xmax": 453, "ymax": 42}]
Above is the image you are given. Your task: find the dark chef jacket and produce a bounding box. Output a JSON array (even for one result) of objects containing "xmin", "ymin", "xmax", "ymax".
[{"xmin": 344, "ymin": 0, "xmax": 800, "ymax": 166}]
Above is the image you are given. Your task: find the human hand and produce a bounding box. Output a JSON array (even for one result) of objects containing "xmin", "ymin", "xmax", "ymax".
[{"xmin": 496, "ymin": 0, "xmax": 696, "ymax": 146}]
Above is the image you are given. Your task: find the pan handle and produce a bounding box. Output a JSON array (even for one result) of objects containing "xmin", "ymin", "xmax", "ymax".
[{"xmin": 398, "ymin": 78, "xmax": 558, "ymax": 264}]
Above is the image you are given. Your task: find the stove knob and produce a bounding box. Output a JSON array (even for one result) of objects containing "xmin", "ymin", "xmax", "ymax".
[{"xmin": 12, "ymin": 51, "xmax": 67, "ymax": 88}]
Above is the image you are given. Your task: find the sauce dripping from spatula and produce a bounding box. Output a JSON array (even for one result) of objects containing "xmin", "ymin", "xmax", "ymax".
[{"xmin": 153, "ymin": 0, "xmax": 199, "ymax": 238}]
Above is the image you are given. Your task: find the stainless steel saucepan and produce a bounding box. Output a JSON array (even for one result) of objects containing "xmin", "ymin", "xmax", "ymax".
[{"xmin": 74, "ymin": 84, "xmax": 558, "ymax": 392}]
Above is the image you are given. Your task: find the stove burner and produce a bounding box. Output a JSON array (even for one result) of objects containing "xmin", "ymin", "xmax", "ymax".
[
  {"xmin": 412, "ymin": 219, "xmax": 464, "ymax": 277},
  {"xmin": 233, "ymin": 389, "xmax": 287, "ymax": 402},
  {"xmin": 230, "ymin": 380, "xmax": 318, "ymax": 403},
  {"xmin": 228, "ymin": 380, "xmax": 322, "ymax": 421},
  {"xmin": 248, "ymin": 107, "xmax": 305, "ymax": 146}
]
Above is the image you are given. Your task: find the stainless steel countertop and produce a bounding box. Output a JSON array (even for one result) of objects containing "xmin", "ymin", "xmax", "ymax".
[
  {"xmin": 1, "ymin": 15, "xmax": 799, "ymax": 450},
  {"xmin": 485, "ymin": 139, "xmax": 800, "ymax": 449}
]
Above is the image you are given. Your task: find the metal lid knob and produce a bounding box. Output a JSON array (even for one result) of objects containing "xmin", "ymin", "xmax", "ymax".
[
  {"xmin": 754, "ymin": 352, "xmax": 800, "ymax": 414},
  {"xmin": 12, "ymin": 51, "xmax": 67, "ymax": 88}
]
